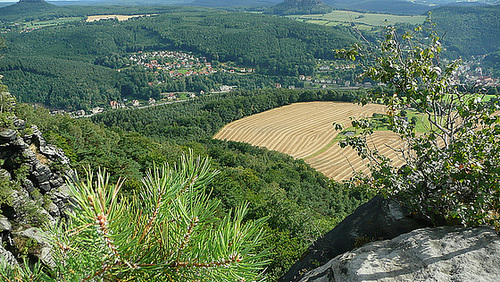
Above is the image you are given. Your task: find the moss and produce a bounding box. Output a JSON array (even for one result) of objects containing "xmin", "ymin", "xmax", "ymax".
[
  {"xmin": 0, "ymin": 177, "xmax": 14, "ymax": 207},
  {"xmin": 41, "ymin": 194, "xmax": 52, "ymax": 211},
  {"xmin": 13, "ymin": 164, "xmax": 30, "ymax": 183},
  {"xmin": 17, "ymin": 198, "xmax": 49, "ymax": 228},
  {"xmin": 12, "ymin": 236, "xmax": 41, "ymax": 259},
  {"xmin": 19, "ymin": 127, "xmax": 33, "ymax": 137}
]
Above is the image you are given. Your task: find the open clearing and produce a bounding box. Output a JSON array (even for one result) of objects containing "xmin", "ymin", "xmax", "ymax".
[
  {"xmin": 86, "ymin": 14, "xmax": 154, "ymax": 22},
  {"xmin": 288, "ymin": 10, "xmax": 426, "ymax": 30},
  {"xmin": 214, "ymin": 102, "xmax": 404, "ymax": 181}
]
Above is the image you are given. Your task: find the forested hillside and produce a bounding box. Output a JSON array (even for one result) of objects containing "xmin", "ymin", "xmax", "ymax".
[
  {"xmin": 431, "ymin": 5, "xmax": 500, "ymax": 57},
  {"xmin": 91, "ymin": 88, "xmax": 364, "ymax": 142},
  {"xmin": 16, "ymin": 88, "xmax": 371, "ymax": 279},
  {"xmin": 0, "ymin": 7, "xmax": 358, "ymax": 110}
]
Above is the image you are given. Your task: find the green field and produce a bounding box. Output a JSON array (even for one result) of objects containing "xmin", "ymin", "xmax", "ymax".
[
  {"xmin": 19, "ymin": 17, "xmax": 83, "ymax": 29},
  {"xmin": 288, "ymin": 10, "xmax": 426, "ymax": 30}
]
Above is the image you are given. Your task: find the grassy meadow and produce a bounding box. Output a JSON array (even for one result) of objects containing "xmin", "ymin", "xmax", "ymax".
[{"xmin": 288, "ymin": 10, "xmax": 427, "ymax": 30}]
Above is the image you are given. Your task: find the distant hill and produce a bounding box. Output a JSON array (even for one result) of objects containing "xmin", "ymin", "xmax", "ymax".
[
  {"xmin": 431, "ymin": 4, "xmax": 500, "ymax": 57},
  {"xmin": 0, "ymin": 0, "xmax": 66, "ymax": 21},
  {"xmin": 1, "ymin": 0, "xmax": 55, "ymax": 12},
  {"xmin": 322, "ymin": 0, "xmax": 430, "ymax": 15},
  {"xmin": 188, "ymin": 0, "xmax": 281, "ymax": 7},
  {"xmin": 269, "ymin": 0, "xmax": 333, "ymax": 15}
]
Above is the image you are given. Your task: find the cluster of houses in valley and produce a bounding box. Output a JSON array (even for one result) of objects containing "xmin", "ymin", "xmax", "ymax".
[
  {"xmin": 128, "ymin": 51, "xmax": 217, "ymax": 77},
  {"xmin": 128, "ymin": 50, "xmax": 256, "ymax": 79},
  {"xmin": 449, "ymin": 59, "xmax": 500, "ymax": 87},
  {"xmin": 317, "ymin": 64, "xmax": 357, "ymax": 72},
  {"xmin": 452, "ymin": 66, "xmax": 499, "ymax": 87}
]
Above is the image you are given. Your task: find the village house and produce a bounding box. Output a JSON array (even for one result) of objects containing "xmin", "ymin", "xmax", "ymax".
[
  {"xmin": 165, "ymin": 93, "xmax": 177, "ymax": 100},
  {"xmin": 110, "ymin": 101, "xmax": 126, "ymax": 109}
]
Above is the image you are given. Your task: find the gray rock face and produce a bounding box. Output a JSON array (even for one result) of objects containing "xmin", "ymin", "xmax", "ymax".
[
  {"xmin": 13, "ymin": 228, "xmax": 55, "ymax": 268},
  {"xmin": 0, "ymin": 129, "xmax": 17, "ymax": 143},
  {"xmin": 0, "ymin": 245, "xmax": 18, "ymax": 268},
  {"xmin": 281, "ymin": 196, "xmax": 431, "ymax": 281},
  {"xmin": 13, "ymin": 119, "xmax": 26, "ymax": 130},
  {"xmin": 0, "ymin": 215, "xmax": 11, "ymax": 232},
  {"xmin": 299, "ymin": 226, "xmax": 500, "ymax": 282},
  {"xmin": 0, "ymin": 120, "xmax": 72, "ymax": 268}
]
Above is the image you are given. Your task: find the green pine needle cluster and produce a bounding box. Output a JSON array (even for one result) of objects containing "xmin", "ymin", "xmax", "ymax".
[{"xmin": 2, "ymin": 153, "xmax": 270, "ymax": 281}]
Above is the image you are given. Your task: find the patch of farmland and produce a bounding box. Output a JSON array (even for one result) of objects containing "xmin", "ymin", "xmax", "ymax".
[
  {"xmin": 86, "ymin": 14, "xmax": 154, "ymax": 22},
  {"xmin": 214, "ymin": 101, "xmax": 404, "ymax": 180},
  {"xmin": 305, "ymin": 131, "xmax": 404, "ymax": 180},
  {"xmin": 289, "ymin": 10, "xmax": 426, "ymax": 27}
]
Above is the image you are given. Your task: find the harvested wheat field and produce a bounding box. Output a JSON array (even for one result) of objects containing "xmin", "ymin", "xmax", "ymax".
[
  {"xmin": 86, "ymin": 14, "xmax": 154, "ymax": 22},
  {"xmin": 214, "ymin": 101, "xmax": 405, "ymax": 181}
]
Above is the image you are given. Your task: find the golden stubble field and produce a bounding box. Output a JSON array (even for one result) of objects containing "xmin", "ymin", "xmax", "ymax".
[
  {"xmin": 214, "ymin": 101, "xmax": 405, "ymax": 181},
  {"xmin": 86, "ymin": 14, "xmax": 154, "ymax": 22}
]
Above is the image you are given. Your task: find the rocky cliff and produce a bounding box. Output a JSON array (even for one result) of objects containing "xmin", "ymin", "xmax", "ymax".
[
  {"xmin": 299, "ymin": 226, "xmax": 500, "ymax": 281},
  {"xmin": 0, "ymin": 92, "xmax": 73, "ymax": 267}
]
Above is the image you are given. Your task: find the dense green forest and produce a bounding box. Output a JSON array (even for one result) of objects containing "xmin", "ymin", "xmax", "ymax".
[
  {"xmin": 15, "ymin": 88, "xmax": 371, "ymax": 279},
  {"xmin": 431, "ymin": 5, "xmax": 500, "ymax": 57},
  {"xmin": 0, "ymin": 6, "xmax": 358, "ymax": 110},
  {"xmin": 92, "ymin": 88, "xmax": 364, "ymax": 142}
]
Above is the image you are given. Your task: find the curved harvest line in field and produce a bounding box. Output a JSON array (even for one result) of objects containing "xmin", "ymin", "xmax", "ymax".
[{"xmin": 214, "ymin": 101, "xmax": 404, "ymax": 181}]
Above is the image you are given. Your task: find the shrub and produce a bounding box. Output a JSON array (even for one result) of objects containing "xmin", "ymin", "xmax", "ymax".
[{"xmin": 337, "ymin": 22, "xmax": 500, "ymax": 228}]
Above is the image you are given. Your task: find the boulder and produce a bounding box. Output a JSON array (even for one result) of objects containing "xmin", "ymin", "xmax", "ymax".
[
  {"xmin": 13, "ymin": 119, "xmax": 26, "ymax": 130},
  {"xmin": 0, "ymin": 129, "xmax": 16, "ymax": 143},
  {"xmin": 299, "ymin": 226, "xmax": 500, "ymax": 282},
  {"xmin": 39, "ymin": 181, "xmax": 51, "ymax": 192},
  {"xmin": 12, "ymin": 137, "xmax": 28, "ymax": 149},
  {"xmin": 21, "ymin": 178, "xmax": 35, "ymax": 193},
  {"xmin": 11, "ymin": 190, "xmax": 55, "ymax": 226},
  {"xmin": 32, "ymin": 163, "xmax": 51, "ymax": 184},
  {"xmin": 281, "ymin": 196, "xmax": 431, "ymax": 281}
]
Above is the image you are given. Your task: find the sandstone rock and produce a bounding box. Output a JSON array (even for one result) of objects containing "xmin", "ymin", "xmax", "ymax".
[
  {"xmin": 23, "ymin": 134, "xmax": 33, "ymax": 145},
  {"xmin": 0, "ymin": 215, "xmax": 11, "ymax": 232},
  {"xmin": 22, "ymin": 148, "xmax": 37, "ymax": 162},
  {"xmin": 0, "ymin": 114, "xmax": 73, "ymax": 268},
  {"xmin": 11, "ymin": 190, "xmax": 55, "ymax": 226},
  {"xmin": 51, "ymin": 184, "xmax": 73, "ymax": 215},
  {"xmin": 21, "ymin": 178, "xmax": 35, "ymax": 193},
  {"xmin": 13, "ymin": 119, "xmax": 26, "ymax": 130},
  {"xmin": 0, "ymin": 244, "xmax": 18, "ymax": 268},
  {"xmin": 31, "ymin": 126, "xmax": 46, "ymax": 148},
  {"xmin": 12, "ymin": 137, "xmax": 28, "ymax": 149},
  {"xmin": 299, "ymin": 226, "xmax": 500, "ymax": 282},
  {"xmin": 281, "ymin": 196, "xmax": 431, "ymax": 281},
  {"xmin": 46, "ymin": 202, "xmax": 60, "ymax": 218},
  {"xmin": 39, "ymin": 181, "xmax": 51, "ymax": 192},
  {"xmin": 0, "ymin": 169, "xmax": 11, "ymax": 180},
  {"xmin": 0, "ymin": 129, "xmax": 16, "ymax": 143},
  {"xmin": 49, "ymin": 177, "xmax": 63, "ymax": 188},
  {"xmin": 32, "ymin": 163, "xmax": 51, "ymax": 183}
]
